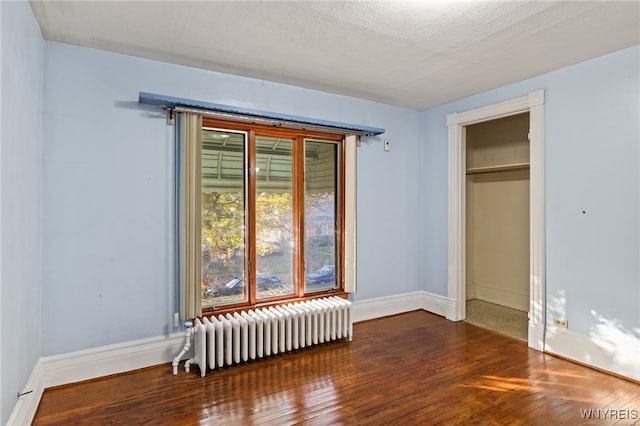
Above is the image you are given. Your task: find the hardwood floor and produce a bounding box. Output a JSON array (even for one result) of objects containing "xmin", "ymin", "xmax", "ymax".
[{"xmin": 34, "ymin": 311, "xmax": 639, "ymax": 425}]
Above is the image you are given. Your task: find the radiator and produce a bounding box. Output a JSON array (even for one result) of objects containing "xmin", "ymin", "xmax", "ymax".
[{"xmin": 175, "ymin": 296, "xmax": 352, "ymax": 377}]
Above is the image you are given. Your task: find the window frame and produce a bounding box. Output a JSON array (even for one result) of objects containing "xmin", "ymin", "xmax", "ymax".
[{"xmin": 199, "ymin": 118, "xmax": 348, "ymax": 317}]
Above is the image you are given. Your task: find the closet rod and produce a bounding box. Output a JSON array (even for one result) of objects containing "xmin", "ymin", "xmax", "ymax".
[{"xmin": 466, "ymin": 162, "xmax": 530, "ymax": 175}]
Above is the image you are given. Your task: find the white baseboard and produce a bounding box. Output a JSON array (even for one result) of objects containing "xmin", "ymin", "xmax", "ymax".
[
  {"xmin": 351, "ymin": 290, "xmax": 454, "ymax": 323},
  {"xmin": 41, "ymin": 332, "xmax": 185, "ymax": 388},
  {"xmin": 7, "ymin": 332, "xmax": 185, "ymax": 426},
  {"xmin": 351, "ymin": 291, "xmax": 421, "ymax": 322},
  {"xmin": 9, "ymin": 290, "xmax": 454, "ymax": 424},
  {"xmin": 6, "ymin": 360, "xmax": 45, "ymax": 426},
  {"xmin": 545, "ymin": 326, "xmax": 640, "ymax": 382},
  {"xmin": 17, "ymin": 292, "xmax": 637, "ymax": 425},
  {"xmin": 420, "ymin": 291, "xmax": 456, "ymax": 319}
]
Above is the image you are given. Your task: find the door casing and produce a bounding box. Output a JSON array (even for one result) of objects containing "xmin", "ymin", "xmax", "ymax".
[{"xmin": 446, "ymin": 90, "xmax": 545, "ymax": 351}]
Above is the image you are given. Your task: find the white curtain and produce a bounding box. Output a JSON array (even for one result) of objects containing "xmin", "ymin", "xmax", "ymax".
[
  {"xmin": 178, "ymin": 112, "xmax": 203, "ymax": 319},
  {"xmin": 344, "ymin": 135, "xmax": 358, "ymax": 293}
]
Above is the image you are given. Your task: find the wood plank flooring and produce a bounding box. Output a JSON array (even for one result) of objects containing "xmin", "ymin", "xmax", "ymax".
[{"xmin": 33, "ymin": 311, "xmax": 640, "ymax": 425}]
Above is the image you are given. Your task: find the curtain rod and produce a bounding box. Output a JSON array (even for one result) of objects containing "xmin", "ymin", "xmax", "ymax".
[
  {"xmin": 166, "ymin": 105, "xmax": 376, "ymax": 137},
  {"xmin": 138, "ymin": 92, "xmax": 385, "ymax": 137},
  {"xmin": 170, "ymin": 106, "xmax": 371, "ymax": 136}
]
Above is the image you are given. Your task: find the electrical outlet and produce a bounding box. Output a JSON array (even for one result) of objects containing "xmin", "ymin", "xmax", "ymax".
[
  {"xmin": 553, "ymin": 318, "xmax": 568, "ymax": 328},
  {"xmin": 384, "ymin": 140, "xmax": 391, "ymax": 152}
]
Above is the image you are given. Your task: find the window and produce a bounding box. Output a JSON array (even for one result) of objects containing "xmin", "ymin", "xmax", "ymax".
[
  {"xmin": 139, "ymin": 93, "xmax": 375, "ymax": 320},
  {"xmin": 196, "ymin": 118, "xmax": 345, "ymax": 313}
]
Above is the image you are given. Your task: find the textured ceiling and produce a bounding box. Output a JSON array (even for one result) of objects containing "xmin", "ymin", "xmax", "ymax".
[{"xmin": 30, "ymin": 1, "xmax": 640, "ymax": 111}]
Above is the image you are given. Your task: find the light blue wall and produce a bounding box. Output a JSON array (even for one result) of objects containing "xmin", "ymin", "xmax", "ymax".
[
  {"xmin": 421, "ymin": 46, "xmax": 639, "ymax": 338},
  {"xmin": 0, "ymin": 1, "xmax": 44, "ymax": 424},
  {"xmin": 10, "ymin": 2, "xmax": 638, "ymax": 396},
  {"xmin": 41, "ymin": 42, "xmax": 422, "ymax": 355}
]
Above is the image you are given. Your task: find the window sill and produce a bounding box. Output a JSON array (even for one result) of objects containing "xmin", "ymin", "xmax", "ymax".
[{"xmin": 200, "ymin": 291, "xmax": 348, "ymax": 319}]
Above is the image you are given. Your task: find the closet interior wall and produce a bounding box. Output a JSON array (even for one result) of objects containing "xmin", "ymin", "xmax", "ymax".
[{"xmin": 465, "ymin": 113, "xmax": 530, "ymax": 312}]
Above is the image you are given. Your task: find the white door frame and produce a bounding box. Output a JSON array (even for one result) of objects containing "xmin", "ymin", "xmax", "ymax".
[{"xmin": 446, "ymin": 90, "xmax": 545, "ymax": 351}]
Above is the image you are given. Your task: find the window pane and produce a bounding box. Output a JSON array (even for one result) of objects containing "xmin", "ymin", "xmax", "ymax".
[
  {"xmin": 201, "ymin": 129, "xmax": 247, "ymax": 307},
  {"xmin": 255, "ymin": 136, "xmax": 294, "ymax": 299},
  {"xmin": 304, "ymin": 140, "xmax": 338, "ymax": 292}
]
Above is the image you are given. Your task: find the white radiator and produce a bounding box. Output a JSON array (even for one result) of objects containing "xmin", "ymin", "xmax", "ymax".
[{"xmin": 177, "ymin": 296, "xmax": 352, "ymax": 377}]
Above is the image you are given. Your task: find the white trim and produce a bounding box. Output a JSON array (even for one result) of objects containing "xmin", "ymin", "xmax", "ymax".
[
  {"xmin": 13, "ymin": 290, "xmax": 640, "ymax": 424},
  {"xmin": 6, "ymin": 361, "xmax": 45, "ymax": 426},
  {"xmin": 9, "ymin": 291, "xmax": 454, "ymax": 425},
  {"xmin": 351, "ymin": 291, "xmax": 454, "ymax": 323},
  {"xmin": 527, "ymin": 93, "xmax": 546, "ymax": 351},
  {"xmin": 446, "ymin": 90, "xmax": 546, "ymax": 352},
  {"xmin": 351, "ymin": 292, "xmax": 423, "ymax": 323},
  {"xmin": 6, "ymin": 291, "xmax": 454, "ymax": 424},
  {"xmin": 545, "ymin": 326, "xmax": 640, "ymax": 382},
  {"xmin": 7, "ymin": 333, "xmax": 184, "ymax": 426},
  {"xmin": 420, "ymin": 291, "xmax": 456, "ymax": 319},
  {"xmin": 447, "ymin": 117, "xmax": 465, "ymax": 321},
  {"xmin": 41, "ymin": 333, "xmax": 185, "ymax": 388},
  {"xmin": 528, "ymin": 322, "xmax": 545, "ymax": 352}
]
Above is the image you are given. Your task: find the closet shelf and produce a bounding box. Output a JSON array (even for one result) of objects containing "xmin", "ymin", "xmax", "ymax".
[{"xmin": 466, "ymin": 162, "xmax": 530, "ymax": 175}]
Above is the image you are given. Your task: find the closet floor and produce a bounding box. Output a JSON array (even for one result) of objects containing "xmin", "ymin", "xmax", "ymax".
[{"xmin": 465, "ymin": 299, "xmax": 528, "ymax": 342}]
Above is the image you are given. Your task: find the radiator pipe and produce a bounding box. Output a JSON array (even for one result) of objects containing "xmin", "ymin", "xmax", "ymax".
[{"xmin": 172, "ymin": 321, "xmax": 193, "ymax": 376}]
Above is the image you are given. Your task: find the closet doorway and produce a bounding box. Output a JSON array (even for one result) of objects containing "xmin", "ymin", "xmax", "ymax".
[
  {"xmin": 446, "ymin": 90, "xmax": 545, "ymax": 352},
  {"xmin": 464, "ymin": 113, "xmax": 530, "ymax": 341}
]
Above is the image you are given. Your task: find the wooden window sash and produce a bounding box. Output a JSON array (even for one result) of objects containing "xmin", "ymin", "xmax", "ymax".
[{"xmin": 199, "ymin": 119, "xmax": 349, "ymax": 317}]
